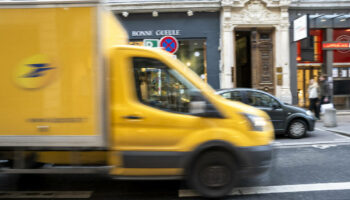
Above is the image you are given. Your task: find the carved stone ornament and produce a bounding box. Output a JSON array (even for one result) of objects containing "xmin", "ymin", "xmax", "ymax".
[
  {"xmin": 230, "ymin": 0, "xmax": 281, "ymax": 25},
  {"xmin": 274, "ymin": 23, "xmax": 289, "ymax": 31},
  {"xmin": 223, "ymin": 23, "xmax": 235, "ymax": 31}
]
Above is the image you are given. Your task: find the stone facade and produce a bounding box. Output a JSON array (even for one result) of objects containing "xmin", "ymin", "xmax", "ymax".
[{"xmin": 220, "ymin": 0, "xmax": 292, "ymax": 103}]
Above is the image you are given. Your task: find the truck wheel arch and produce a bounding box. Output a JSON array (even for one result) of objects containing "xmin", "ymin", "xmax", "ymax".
[{"xmin": 184, "ymin": 140, "xmax": 240, "ymax": 176}]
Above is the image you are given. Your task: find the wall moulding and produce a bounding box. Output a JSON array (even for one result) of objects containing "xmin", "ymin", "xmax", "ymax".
[{"xmin": 221, "ymin": 0, "xmax": 291, "ymax": 8}]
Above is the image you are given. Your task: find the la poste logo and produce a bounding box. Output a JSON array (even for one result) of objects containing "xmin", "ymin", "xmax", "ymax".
[{"xmin": 14, "ymin": 54, "xmax": 56, "ymax": 89}]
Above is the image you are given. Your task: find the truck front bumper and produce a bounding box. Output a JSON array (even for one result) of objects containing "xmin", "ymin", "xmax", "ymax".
[{"xmin": 235, "ymin": 144, "xmax": 274, "ymax": 177}]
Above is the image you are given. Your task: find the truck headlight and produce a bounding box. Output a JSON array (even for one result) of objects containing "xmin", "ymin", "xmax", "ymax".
[{"xmin": 243, "ymin": 113, "xmax": 267, "ymax": 131}]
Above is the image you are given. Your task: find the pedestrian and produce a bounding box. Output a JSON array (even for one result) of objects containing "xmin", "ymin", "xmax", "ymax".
[
  {"xmin": 319, "ymin": 74, "xmax": 331, "ymax": 104},
  {"xmin": 318, "ymin": 74, "xmax": 331, "ymax": 115},
  {"xmin": 308, "ymin": 79, "xmax": 320, "ymax": 119}
]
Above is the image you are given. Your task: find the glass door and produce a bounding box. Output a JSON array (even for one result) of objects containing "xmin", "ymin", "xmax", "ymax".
[{"xmin": 297, "ymin": 66, "xmax": 321, "ymax": 107}]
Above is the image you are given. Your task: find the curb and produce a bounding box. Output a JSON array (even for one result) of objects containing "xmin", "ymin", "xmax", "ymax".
[
  {"xmin": 336, "ymin": 110, "xmax": 350, "ymax": 115},
  {"xmin": 337, "ymin": 113, "xmax": 350, "ymax": 116},
  {"xmin": 325, "ymin": 129, "xmax": 350, "ymax": 137}
]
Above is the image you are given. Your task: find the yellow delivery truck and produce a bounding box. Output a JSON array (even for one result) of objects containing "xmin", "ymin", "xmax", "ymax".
[{"xmin": 0, "ymin": 0, "xmax": 274, "ymax": 197}]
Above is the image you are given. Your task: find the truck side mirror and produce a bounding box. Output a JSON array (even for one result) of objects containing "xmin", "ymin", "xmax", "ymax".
[
  {"xmin": 189, "ymin": 101, "xmax": 206, "ymax": 114},
  {"xmin": 189, "ymin": 91, "xmax": 224, "ymax": 118}
]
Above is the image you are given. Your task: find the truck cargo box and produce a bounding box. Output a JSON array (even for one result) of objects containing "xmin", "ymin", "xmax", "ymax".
[{"xmin": 0, "ymin": 1, "xmax": 127, "ymax": 147}]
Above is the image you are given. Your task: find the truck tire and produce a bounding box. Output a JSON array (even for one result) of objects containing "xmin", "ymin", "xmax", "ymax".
[
  {"xmin": 188, "ymin": 151, "xmax": 237, "ymax": 198},
  {"xmin": 288, "ymin": 119, "xmax": 307, "ymax": 139}
]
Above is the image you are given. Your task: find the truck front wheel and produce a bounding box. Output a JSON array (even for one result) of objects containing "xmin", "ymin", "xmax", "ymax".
[{"xmin": 188, "ymin": 151, "xmax": 237, "ymax": 198}]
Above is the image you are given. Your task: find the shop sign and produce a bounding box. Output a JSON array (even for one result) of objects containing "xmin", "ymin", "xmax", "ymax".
[
  {"xmin": 293, "ymin": 15, "xmax": 309, "ymax": 41},
  {"xmin": 160, "ymin": 36, "xmax": 179, "ymax": 54},
  {"xmin": 143, "ymin": 39, "xmax": 159, "ymax": 48},
  {"xmin": 322, "ymin": 42, "xmax": 350, "ymax": 50},
  {"xmin": 131, "ymin": 30, "xmax": 181, "ymax": 37}
]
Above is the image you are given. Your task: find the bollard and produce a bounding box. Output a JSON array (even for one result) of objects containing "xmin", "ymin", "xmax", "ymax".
[{"xmin": 323, "ymin": 108, "xmax": 337, "ymax": 127}]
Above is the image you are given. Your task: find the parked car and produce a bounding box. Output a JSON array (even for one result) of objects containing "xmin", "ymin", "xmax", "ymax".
[{"xmin": 216, "ymin": 88, "xmax": 316, "ymax": 139}]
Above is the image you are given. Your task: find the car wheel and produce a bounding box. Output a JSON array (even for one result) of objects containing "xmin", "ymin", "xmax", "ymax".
[
  {"xmin": 288, "ymin": 119, "xmax": 307, "ymax": 139},
  {"xmin": 188, "ymin": 151, "xmax": 237, "ymax": 198}
]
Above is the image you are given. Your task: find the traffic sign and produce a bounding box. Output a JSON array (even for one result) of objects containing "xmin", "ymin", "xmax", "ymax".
[
  {"xmin": 143, "ymin": 39, "xmax": 159, "ymax": 48},
  {"xmin": 159, "ymin": 36, "xmax": 179, "ymax": 54}
]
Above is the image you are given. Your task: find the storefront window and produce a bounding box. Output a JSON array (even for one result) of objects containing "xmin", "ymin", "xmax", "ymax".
[
  {"xmin": 332, "ymin": 29, "xmax": 350, "ymax": 109},
  {"xmin": 297, "ymin": 29, "xmax": 323, "ymax": 63},
  {"xmin": 129, "ymin": 39, "xmax": 207, "ymax": 82},
  {"xmin": 175, "ymin": 39, "xmax": 207, "ymax": 82},
  {"xmin": 297, "ymin": 67, "xmax": 321, "ymax": 107},
  {"xmin": 296, "ymin": 29, "xmax": 323, "ymax": 107}
]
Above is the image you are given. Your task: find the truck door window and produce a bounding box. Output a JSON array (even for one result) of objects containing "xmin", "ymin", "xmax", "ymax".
[{"xmin": 133, "ymin": 57, "xmax": 202, "ymax": 113}]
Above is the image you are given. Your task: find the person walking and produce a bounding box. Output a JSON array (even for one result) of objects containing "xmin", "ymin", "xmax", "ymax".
[
  {"xmin": 318, "ymin": 74, "xmax": 332, "ymax": 116},
  {"xmin": 319, "ymin": 74, "xmax": 331, "ymax": 104},
  {"xmin": 308, "ymin": 79, "xmax": 320, "ymax": 119}
]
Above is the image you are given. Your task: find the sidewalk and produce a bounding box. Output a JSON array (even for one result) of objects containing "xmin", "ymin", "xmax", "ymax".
[{"xmin": 316, "ymin": 111, "xmax": 350, "ymax": 136}]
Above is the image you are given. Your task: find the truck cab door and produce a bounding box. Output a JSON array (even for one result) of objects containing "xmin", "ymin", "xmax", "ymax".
[{"xmin": 109, "ymin": 48, "xmax": 222, "ymax": 174}]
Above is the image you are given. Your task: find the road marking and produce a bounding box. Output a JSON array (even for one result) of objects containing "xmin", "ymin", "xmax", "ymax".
[
  {"xmin": 0, "ymin": 191, "xmax": 92, "ymax": 199},
  {"xmin": 179, "ymin": 182, "xmax": 350, "ymax": 197},
  {"xmin": 273, "ymin": 140, "xmax": 350, "ymax": 148},
  {"xmin": 312, "ymin": 144, "xmax": 337, "ymax": 149}
]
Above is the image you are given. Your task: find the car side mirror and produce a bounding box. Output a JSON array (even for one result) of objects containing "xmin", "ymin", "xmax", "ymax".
[{"xmin": 272, "ymin": 103, "xmax": 280, "ymax": 110}]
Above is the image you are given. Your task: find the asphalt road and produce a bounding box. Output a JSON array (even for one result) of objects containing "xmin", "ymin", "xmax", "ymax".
[{"xmin": 1, "ymin": 128, "xmax": 350, "ymax": 199}]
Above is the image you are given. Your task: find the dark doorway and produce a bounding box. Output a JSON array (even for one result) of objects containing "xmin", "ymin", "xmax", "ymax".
[{"xmin": 235, "ymin": 31, "xmax": 252, "ymax": 88}]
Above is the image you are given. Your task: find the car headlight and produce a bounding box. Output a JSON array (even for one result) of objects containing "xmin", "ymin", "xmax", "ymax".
[
  {"xmin": 243, "ymin": 113, "xmax": 267, "ymax": 131},
  {"xmin": 306, "ymin": 110, "xmax": 313, "ymax": 116}
]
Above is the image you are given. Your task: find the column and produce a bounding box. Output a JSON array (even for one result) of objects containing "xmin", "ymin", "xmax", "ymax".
[
  {"xmin": 275, "ymin": 24, "xmax": 292, "ymax": 104},
  {"xmin": 325, "ymin": 28, "xmax": 334, "ymax": 100},
  {"xmin": 325, "ymin": 28, "xmax": 333, "ymax": 77},
  {"xmin": 220, "ymin": 6, "xmax": 235, "ymax": 89},
  {"xmin": 221, "ymin": 23, "xmax": 235, "ymax": 88}
]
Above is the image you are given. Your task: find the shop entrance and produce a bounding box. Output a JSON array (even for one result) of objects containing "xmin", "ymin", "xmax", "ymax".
[
  {"xmin": 297, "ymin": 65, "xmax": 321, "ymax": 107},
  {"xmin": 235, "ymin": 31, "xmax": 252, "ymax": 88},
  {"xmin": 235, "ymin": 29, "xmax": 275, "ymax": 94}
]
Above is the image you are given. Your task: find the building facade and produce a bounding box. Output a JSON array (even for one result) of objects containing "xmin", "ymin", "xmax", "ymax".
[
  {"xmin": 109, "ymin": 0, "xmax": 297, "ymax": 104},
  {"xmin": 289, "ymin": 0, "xmax": 350, "ymax": 109},
  {"xmin": 109, "ymin": 0, "xmax": 222, "ymax": 88},
  {"xmin": 220, "ymin": 0, "xmax": 292, "ymax": 103}
]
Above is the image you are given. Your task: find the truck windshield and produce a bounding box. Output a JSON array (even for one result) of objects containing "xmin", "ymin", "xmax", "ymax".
[{"xmin": 133, "ymin": 57, "xmax": 202, "ymax": 113}]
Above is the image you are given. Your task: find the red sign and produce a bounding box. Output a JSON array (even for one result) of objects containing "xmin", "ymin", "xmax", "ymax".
[
  {"xmin": 160, "ymin": 36, "xmax": 179, "ymax": 54},
  {"xmin": 333, "ymin": 29, "xmax": 350, "ymax": 63},
  {"xmin": 322, "ymin": 42, "xmax": 350, "ymax": 50}
]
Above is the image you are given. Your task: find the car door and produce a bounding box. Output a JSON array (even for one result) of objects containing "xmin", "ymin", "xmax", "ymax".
[{"xmin": 245, "ymin": 91, "xmax": 285, "ymax": 131}]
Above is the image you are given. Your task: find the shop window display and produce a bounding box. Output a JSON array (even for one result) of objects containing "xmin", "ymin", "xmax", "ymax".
[
  {"xmin": 176, "ymin": 39, "xmax": 207, "ymax": 82},
  {"xmin": 130, "ymin": 39, "xmax": 207, "ymax": 82},
  {"xmin": 296, "ymin": 29, "xmax": 323, "ymax": 107}
]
